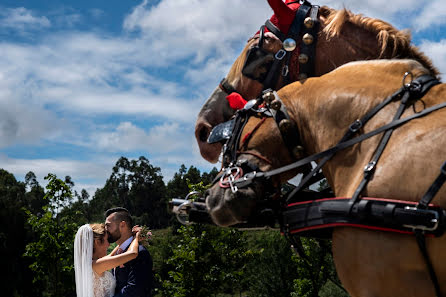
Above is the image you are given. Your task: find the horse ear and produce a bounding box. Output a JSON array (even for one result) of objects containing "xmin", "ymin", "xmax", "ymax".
[{"xmin": 267, "ymin": 0, "xmax": 298, "ymax": 34}]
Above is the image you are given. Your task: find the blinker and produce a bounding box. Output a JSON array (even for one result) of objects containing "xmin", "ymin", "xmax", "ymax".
[
  {"xmin": 207, "ymin": 119, "xmax": 235, "ymax": 144},
  {"xmin": 242, "ymin": 46, "xmax": 275, "ymax": 82}
]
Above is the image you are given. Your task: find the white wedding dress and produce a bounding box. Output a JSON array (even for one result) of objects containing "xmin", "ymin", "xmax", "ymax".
[
  {"xmin": 75, "ymin": 224, "xmax": 117, "ymax": 297},
  {"xmin": 93, "ymin": 270, "xmax": 116, "ymax": 297}
]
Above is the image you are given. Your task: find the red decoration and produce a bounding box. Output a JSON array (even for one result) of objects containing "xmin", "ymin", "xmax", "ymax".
[
  {"xmin": 226, "ymin": 92, "xmax": 248, "ymax": 110},
  {"xmin": 264, "ymin": 0, "xmax": 301, "ymax": 35}
]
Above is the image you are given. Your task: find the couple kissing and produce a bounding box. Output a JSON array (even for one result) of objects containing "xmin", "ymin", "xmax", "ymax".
[{"xmin": 74, "ymin": 207, "xmax": 154, "ymax": 297}]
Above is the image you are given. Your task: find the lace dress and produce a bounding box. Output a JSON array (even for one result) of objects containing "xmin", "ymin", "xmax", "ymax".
[{"xmin": 93, "ymin": 270, "xmax": 116, "ymax": 297}]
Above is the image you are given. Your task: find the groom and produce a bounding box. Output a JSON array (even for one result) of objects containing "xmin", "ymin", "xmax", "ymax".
[{"xmin": 105, "ymin": 207, "xmax": 154, "ymax": 297}]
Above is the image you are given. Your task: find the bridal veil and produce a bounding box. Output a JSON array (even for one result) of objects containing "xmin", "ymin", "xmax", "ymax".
[{"xmin": 74, "ymin": 224, "xmax": 94, "ymax": 297}]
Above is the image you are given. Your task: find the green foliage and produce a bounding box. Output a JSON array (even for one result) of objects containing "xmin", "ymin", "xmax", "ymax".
[
  {"xmin": 24, "ymin": 173, "xmax": 78, "ymax": 297},
  {"xmin": 243, "ymin": 230, "xmax": 300, "ymax": 297},
  {"xmin": 89, "ymin": 156, "xmax": 169, "ymax": 228},
  {"xmin": 159, "ymin": 225, "xmax": 256, "ymax": 297},
  {"xmin": 0, "ymin": 169, "xmax": 45, "ymax": 296},
  {"xmin": 167, "ymin": 165, "xmax": 205, "ymax": 199},
  {"xmin": 290, "ymin": 238, "xmax": 347, "ymax": 297}
]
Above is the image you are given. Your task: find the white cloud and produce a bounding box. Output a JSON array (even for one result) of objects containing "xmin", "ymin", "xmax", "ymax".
[
  {"xmin": 0, "ymin": 7, "xmax": 50, "ymax": 32},
  {"xmin": 0, "ymin": 154, "xmax": 112, "ymax": 194},
  {"xmin": 413, "ymin": 0, "xmax": 446, "ymax": 31},
  {"xmin": 123, "ymin": 0, "xmax": 271, "ymax": 63},
  {"xmin": 90, "ymin": 121, "xmax": 193, "ymax": 153},
  {"xmin": 419, "ymin": 39, "xmax": 446, "ymax": 76},
  {"xmin": 0, "ymin": 102, "xmax": 57, "ymax": 147}
]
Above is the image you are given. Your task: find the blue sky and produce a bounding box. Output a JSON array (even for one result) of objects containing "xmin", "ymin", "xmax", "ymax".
[{"xmin": 0, "ymin": 0, "xmax": 445, "ymax": 195}]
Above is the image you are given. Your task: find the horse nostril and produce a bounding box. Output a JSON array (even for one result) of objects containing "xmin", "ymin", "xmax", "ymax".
[{"xmin": 199, "ymin": 126, "xmax": 209, "ymax": 142}]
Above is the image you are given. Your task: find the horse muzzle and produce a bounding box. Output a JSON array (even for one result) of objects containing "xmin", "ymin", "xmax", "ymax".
[{"xmin": 205, "ymin": 173, "xmax": 267, "ymax": 226}]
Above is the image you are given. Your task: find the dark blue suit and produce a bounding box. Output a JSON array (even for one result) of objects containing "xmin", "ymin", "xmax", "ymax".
[{"xmin": 114, "ymin": 244, "xmax": 153, "ymax": 297}]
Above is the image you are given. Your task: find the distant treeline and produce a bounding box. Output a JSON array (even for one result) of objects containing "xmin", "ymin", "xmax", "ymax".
[{"xmin": 1, "ymin": 156, "xmax": 347, "ymax": 297}]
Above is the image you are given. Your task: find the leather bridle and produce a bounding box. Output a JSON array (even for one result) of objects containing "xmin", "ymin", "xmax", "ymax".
[{"xmin": 219, "ymin": 0, "xmax": 320, "ymax": 97}]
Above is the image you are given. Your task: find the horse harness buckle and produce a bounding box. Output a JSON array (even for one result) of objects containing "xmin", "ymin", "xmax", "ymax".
[{"xmin": 219, "ymin": 167, "xmax": 243, "ymax": 193}]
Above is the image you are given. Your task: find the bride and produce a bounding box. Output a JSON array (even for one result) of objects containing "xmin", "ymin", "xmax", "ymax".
[{"xmin": 74, "ymin": 223, "xmax": 142, "ymax": 297}]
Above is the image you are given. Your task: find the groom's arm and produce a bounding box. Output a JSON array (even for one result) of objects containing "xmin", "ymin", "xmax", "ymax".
[{"xmin": 114, "ymin": 246, "xmax": 153, "ymax": 297}]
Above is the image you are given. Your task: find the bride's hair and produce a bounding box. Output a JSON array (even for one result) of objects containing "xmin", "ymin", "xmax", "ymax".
[{"xmin": 90, "ymin": 223, "xmax": 106, "ymax": 253}]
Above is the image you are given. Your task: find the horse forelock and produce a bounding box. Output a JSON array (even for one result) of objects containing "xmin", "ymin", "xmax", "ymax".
[{"xmin": 321, "ymin": 6, "xmax": 439, "ymax": 77}]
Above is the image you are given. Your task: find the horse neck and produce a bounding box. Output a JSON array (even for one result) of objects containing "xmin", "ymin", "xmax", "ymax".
[
  {"xmin": 313, "ymin": 22, "xmax": 389, "ymax": 76},
  {"xmin": 287, "ymin": 78, "xmax": 389, "ymax": 196},
  {"xmin": 311, "ymin": 10, "xmax": 438, "ymax": 77}
]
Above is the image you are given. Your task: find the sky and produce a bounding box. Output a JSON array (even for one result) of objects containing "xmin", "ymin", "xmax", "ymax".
[{"xmin": 0, "ymin": 0, "xmax": 445, "ymax": 196}]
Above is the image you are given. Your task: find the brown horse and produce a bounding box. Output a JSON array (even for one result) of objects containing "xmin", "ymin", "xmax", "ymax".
[
  {"xmin": 205, "ymin": 59, "xmax": 446, "ymax": 297},
  {"xmin": 195, "ymin": 0, "xmax": 439, "ymax": 163}
]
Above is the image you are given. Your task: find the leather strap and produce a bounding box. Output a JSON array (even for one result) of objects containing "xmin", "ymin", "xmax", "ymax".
[
  {"xmin": 265, "ymin": 19, "xmax": 285, "ymax": 41},
  {"xmin": 287, "ymin": 3, "xmax": 311, "ymax": 40},
  {"xmin": 219, "ymin": 78, "xmax": 236, "ymax": 94},
  {"xmin": 415, "ymin": 230, "xmax": 442, "ymax": 297},
  {"xmin": 288, "ymin": 75, "xmax": 440, "ymax": 201},
  {"xmin": 235, "ymin": 100, "xmax": 446, "ymax": 188},
  {"xmin": 414, "ymin": 161, "xmax": 446, "ymax": 297},
  {"xmin": 419, "ymin": 161, "xmax": 446, "ymax": 208},
  {"xmin": 350, "ymin": 90, "xmax": 412, "ymax": 206},
  {"xmin": 298, "ymin": 5, "xmax": 320, "ymax": 78}
]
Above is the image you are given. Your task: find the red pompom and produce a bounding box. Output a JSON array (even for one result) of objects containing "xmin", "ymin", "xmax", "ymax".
[{"xmin": 226, "ymin": 92, "xmax": 248, "ymax": 110}]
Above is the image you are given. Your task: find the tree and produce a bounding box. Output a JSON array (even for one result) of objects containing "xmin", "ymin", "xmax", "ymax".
[
  {"xmin": 166, "ymin": 165, "xmax": 218, "ymax": 200},
  {"xmin": 0, "ymin": 169, "xmax": 40, "ymax": 296},
  {"xmin": 243, "ymin": 230, "xmax": 300, "ymax": 297},
  {"xmin": 24, "ymin": 173, "xmax": 78, "ymax": 297},
  {"xmin": 89, "ymin": 156, "xmax": 169, "ymax": 228},
  {"xmin": 160, "ymin": 225, "xmax": 255, "ymax": 297},
  {"xmin": 24, "ymin": 171, "xmax": 47, "ymax": 216}
]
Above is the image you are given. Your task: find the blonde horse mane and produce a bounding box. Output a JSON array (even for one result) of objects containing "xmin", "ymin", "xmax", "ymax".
[{"xmin": 320, "ymin": 6, "xmax": 439, "ymax": 76}]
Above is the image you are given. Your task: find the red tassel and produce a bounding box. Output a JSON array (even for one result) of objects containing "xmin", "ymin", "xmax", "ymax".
[
  {"xmin": 266, "ymin": 0, "xmax": 301, "ymax": 35},
  {"xmin": 226, "ymin": 92, "xmax": 248, "ymax": 110}
]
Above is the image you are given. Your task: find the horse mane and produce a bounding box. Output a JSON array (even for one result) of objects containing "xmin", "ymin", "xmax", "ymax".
[{"xmin": 319, "ymin": 6, "xmax": 439, "ymax": 77}]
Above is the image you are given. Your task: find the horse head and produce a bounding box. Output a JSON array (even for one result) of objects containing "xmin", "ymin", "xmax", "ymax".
[
  {"xmin": 205, "ymin": 92, "xmax": 305, "ymax": 226},
  {"xmin": 195, "ymin": 0, "xmax": 438, "ymax": 163}
]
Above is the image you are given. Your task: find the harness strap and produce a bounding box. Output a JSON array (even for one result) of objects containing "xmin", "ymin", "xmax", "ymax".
[
  {"xmin": 287, "ymin": 3, "xmax": 311, "ymax": 39},
  {"xmin": 350, "ymin": 74, "xmax": 441, "ymax": 205},
  {"xmin": 415, "ymin": 161, "xmax": 446, "ymax": 297},
  {"xmin": 219, "ymin": 78, "xmax": 236, "ymax": 94},
  {"xmin": 267, "ymin": 101, "xmax": 446, "ymax": 179},
  {"xmin": 265, "ymin": 90, "xmax": 303, "ymax": 159},
  {"xmin": 419, "ymin": 161, "xmax": 446, "ymax": 209},
  {"xmin": 223, "ymin": 110, "xmax": 249, "ymax": 166},
  {"xmin": 350, "ymin": 90, "xmax": 412, "ymax": 206},
  {"xmin": 265, "ymin": 19, "xmax": 285, "ymax": 41},
  {"xmin": 297, "ymin": 5, "xmax": 320, "ymax": 79},
  {"xmin": 415, "ymin": 230, "xmax": 441, "ymax": 297},
  {"xmin": 287, "ymin": 75, "xmax": 436, "ymax": 200},
  {"xmin": 282, "ymin": 197, "xmax": 445, "ymax": 237}
]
